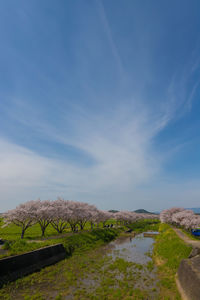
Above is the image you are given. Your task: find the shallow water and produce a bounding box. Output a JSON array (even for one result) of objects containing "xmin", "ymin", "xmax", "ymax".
[
  {"xmin": 107, "ymin": 233, "xmax": 154, "ymax": 264},
  {"xmin": 66, "ymin": 232, "xmax": 160, "ymax": 299}
]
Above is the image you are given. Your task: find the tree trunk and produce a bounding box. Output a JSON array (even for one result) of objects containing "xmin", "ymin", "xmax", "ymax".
[
  {"xmin": 41, "ymin": 227, "xmax": 45, "ymax": 236},
  {"xmin": 21, "ymin": 228, "xmax": 25, "ymax": 239}
]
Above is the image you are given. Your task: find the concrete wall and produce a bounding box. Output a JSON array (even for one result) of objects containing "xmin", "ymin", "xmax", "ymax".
[
  {"xmin": 177, "ymin": 253, "xmax": 200, "ymax": 300},
  {"xmin": 0, "ymin": 243, "xmax": 66, "ymax": 287}
]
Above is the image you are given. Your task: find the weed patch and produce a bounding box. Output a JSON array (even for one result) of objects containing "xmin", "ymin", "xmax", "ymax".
[
  {"xmin": 127, "ymin": 219, "xmax": 160, "ymax": 233},
  {"xmin": 153, "ymin": 223, "xmax": 192, "ymax": 299}
]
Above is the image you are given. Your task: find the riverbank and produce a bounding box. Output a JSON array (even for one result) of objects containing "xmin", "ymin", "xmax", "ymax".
[
  {"xmin": 1, "ymin": 221, "xmax": 190, "ymax": 300},
  {"xmin": 173, "ymin": 227, "xmax": 200, "ymax": 248},
  {"xmin": 0, "ymin": 228, "xmax": 120, "ymax": 299},
  {"xmin": 0, "ymin": 231, "xmax": 159, "ymax": 299},
  {"xmin": 0, "ymin": 227, "xmax": 119, "ymax": 259},
  {"xmin": 153, "ymin": 223, "xmax": 192, "ymax": 299}
]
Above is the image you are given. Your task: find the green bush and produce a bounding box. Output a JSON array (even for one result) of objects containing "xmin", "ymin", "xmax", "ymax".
[
  {"xmin": 62, "ymin": 228, "xmax": 119, "ymax": 257},
  {"xmin": 127, "ymin": 219, "xmax": 160, "ymax": 233}
]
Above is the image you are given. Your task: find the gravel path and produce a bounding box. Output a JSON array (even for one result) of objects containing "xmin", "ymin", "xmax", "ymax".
[{"xmin": 173, "ymin": 227, "xmax": 200, "ymax": 248}]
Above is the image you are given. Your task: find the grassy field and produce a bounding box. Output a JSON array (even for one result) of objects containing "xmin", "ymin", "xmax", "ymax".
[
  {"xmin": 153, "ymin": 223, "xmax": 192, "ymax": 299},
  {"xmin": 0, "ymin": 218, "xmax": 102, "ymax": 240},
  {"xmin": 0, "ymin": 220, "xmax": 161, "ymax": 300},
  {"xmin": 0, "ymin": 218, "xmax": 118, "ymax": 258},
  {"xmin": 0, "ymin": 218, "xmax": 159, "ymax": 258},
  {"xmin": 0, "ymin": 219, "xmax": 190, "ymax": 299},
  {"xmin": 127, "ymin": 219, "xmax": 160, "ymax": 233}
]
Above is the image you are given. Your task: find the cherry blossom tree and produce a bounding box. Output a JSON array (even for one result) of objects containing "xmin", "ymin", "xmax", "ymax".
[
  {"xmin": 160, "ymin": 207, "xmax": 184, "ymax": 224},
  {"xmin": 96, "ymin": 210, "xmax": 113, "ymax": 227},
  {"xmin": 3, "ymin": 201, "xmax": 38, "ymax": 238},
  {"xmin": 34, "ymin": 199, "xmax": 54, "ymax": 236},
  {"xmin": 172, "ymin": 210, "xmax": 194, "ymax": 227},
  {"xmin": 50, "ymin": 198, "xmax": 70, "ymax": 233},
  {"xmin": 3, "ymin": 198, "xmax": 161, "ymax": 239},
  {"xmin": 88, "ymin": 208, "xmax": 101, "ymax": 229},
  {"xmin": 75, "ymin": 202, "xmax": 98, "ymax": 230},
  {"xmin": 160, "ymin": 207, "xmax": 200, "ymax": 230}
]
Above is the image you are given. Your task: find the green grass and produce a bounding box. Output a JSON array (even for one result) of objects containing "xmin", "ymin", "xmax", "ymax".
[
  {"xmin": 0, "ymin": 218, "xmax": 65, "ymax": 240},
  {"xmin": 127, "ymin": 219, "xmax": 160, "ymax": 233},
  {"xmin": 153, "ymin": 223, "xmax": 192, "ymax": 299},
  {"xmin": 1, "ymin": 239, "xmax": 62, "ymax": 257},
  {"xmin": 0, "ymin": 228, "xmax": 122, "ymax": 300},
  {"xmin": 62, "ymin": 228, "xmax": 120, "ymax": 256},
  {"xmin": 0, "ymin": 228, "xmax": 119, "ymax": 258},
  {"xmin": 0, "ymin": 217, "xmax": 119, "ymax": 258},
  {"xmin": 0, "ymin": 218, "xmax": 118, "ymax": 241},
  {"xmin": 181, "ymin": 228, "xmax": 200, "ymax": 240},
  {"xmin": 0, "ymin": 218, "xmax": 158, "ymax": 258},
  {"xmin": 0, "ymin": 220, "xmax": 189, "ymax": 300},
  {"xmin": 0, "ymin": 242, "xmax": 158, "ymax": 299}
]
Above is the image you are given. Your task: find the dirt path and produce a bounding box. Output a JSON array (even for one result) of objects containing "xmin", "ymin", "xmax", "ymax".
[{"xmin": 173, "ymin": 228, "xmax": 200, "ymax": 248}]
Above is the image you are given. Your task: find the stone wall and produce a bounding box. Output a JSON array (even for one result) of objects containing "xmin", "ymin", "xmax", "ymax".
[
  {"xmin": 0, "ymin": 243, "xmax": 66, "ymax": 287},
  {"xmin": 177, "ymin": 252, "xmax": 200, "ymax": 300}
]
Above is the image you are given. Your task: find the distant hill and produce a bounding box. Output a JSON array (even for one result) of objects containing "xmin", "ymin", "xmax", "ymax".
[
  {"xmin": 134, "ymin": 209, "xmax": 158, "ymax": 214},
  {"xmin": 108, "ymin": 209, "xmax": 158, "ymax": 214}
]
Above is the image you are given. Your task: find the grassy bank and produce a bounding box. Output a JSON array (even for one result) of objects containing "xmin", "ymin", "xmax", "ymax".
[
  {"xmin": 0, "ymin": 227, "xmax": 160, "ymax": 300},
  {"xmin": 0, "ymin": 216, "xmax": 119, "ymax": 258},
  {"xmin": 0, "ymin": 227, "xmax": 119, "ymax": 258},
  {"xmin": 0, "ymin": 228, "xmax": 121, "ymax": 300},
  {"xmin": 0, "ymin": 222, "xmax": 192, "ymax": 299},
  {"xmin": 153, "ymin": 223, "xmax": 192, "ymax": 299},
  {"xmin": 0, "ymin": 218, "xmax": 158, "ymax": 257},
  {"xmin": 127, "ymin": 219, "xmax": 160, "ymax": 233},
  {"xmin": 0, "ymin": 218, "xmax": 117, "ymax": 241},
  {"xmin": 181, "ymin": 227, "xmax": 200, "ymax": 240}
]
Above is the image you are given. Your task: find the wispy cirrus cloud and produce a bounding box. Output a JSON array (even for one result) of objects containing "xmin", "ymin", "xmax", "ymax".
[
  {"xmin": 95, "ymin": 0, "xmax": 125, "ymax": 77},
  {"xmin": 1, "ymin": 0, "xmax": 200, "ymax": 212}
]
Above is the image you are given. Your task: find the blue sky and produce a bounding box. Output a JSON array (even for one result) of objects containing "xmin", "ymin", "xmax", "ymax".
[{"xmin": 0, "ymin": 0, "xmax": 200, "ymax": 212}]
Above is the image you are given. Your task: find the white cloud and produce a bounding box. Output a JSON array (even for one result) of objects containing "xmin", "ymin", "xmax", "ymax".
[{"xmin": 0, "ymin": 101, "xmax": 163, "ymax": 212}]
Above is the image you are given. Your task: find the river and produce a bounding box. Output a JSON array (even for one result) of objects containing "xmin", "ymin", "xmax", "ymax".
[{"xmin": 68, "ymin": 232, "xmax": 160, "ymax": 299}]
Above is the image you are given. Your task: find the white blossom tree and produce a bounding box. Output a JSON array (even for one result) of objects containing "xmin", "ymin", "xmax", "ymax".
[
  {"xmin": 3, "ymin": 201, "xmax": 38, "ymax": 238},
  {"xmin": 34, "ymin": 199, "xmax": 54, "ymax": 236},
  {"xmin": 50, "ymin": 198, "xmax": 70, "ymax": 233}
]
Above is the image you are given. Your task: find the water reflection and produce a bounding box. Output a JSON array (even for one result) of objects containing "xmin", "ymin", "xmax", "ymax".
[{"xmin": 108, "ymin": 233, "xmax": 155, "ymax": 264}]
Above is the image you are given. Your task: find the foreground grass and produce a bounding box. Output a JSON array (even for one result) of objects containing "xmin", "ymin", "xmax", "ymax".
[
  {"xmin": 153, "ymin": 223, "xmax": 192, "ymax": 299},
  {"xmin": 0, "ymin": 228, "xmax": 159, "ymax": 300},
  {"xmin": 1, "ymin": 220, "xmax": 191, "ymax": 299},
  {"xmin": 0, "ymin": 228, "xmax": 120, "ymax": 299}
]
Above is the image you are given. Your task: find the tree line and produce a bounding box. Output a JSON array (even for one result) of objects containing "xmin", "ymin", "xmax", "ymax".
[
  {"xmin": 160, "ymin": 207, "xmax": 200, "ymax": 230},
  {"xmin": 2, "ymin": 198, "xmax": 158, "ymax": 238}
]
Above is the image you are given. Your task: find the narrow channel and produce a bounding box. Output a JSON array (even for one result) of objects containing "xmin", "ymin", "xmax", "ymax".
[{"xmin": 69, "ymin": 232, "xmax": 160, "ymax": 299}]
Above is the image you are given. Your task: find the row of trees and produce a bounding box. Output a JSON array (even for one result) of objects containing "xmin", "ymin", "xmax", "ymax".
[
  {"xmin": 2, "ymin": 198, "xmax": 158, "ymax": 238},
  {"xmin": 160, "ymin": 207, "xmax": 200, "ymax": 230}
]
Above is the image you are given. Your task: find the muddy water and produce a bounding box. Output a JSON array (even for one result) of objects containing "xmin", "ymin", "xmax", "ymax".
[
  {"xmin": 70, "ymin": 232, "xmax": 160, "ymax": 299},
  {"xmin": 106, "ymin": 233, "xmax": 160, "ymax": 297},
  {"xmin": 108, "ymin": 233, "xmax": 155, "ymax": 263}
]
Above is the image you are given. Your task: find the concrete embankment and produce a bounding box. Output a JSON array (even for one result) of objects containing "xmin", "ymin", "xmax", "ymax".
[
  {"xmin": 173, "ymin": 228, "xmax": 200, "ymax": 300},
  {"xmin": 0, "ymin": 243, "xmax": 66, "ymax": 287},
  {"xmin": 177, "ymin": 253, "xmax": 200, "ymax": 300}
]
